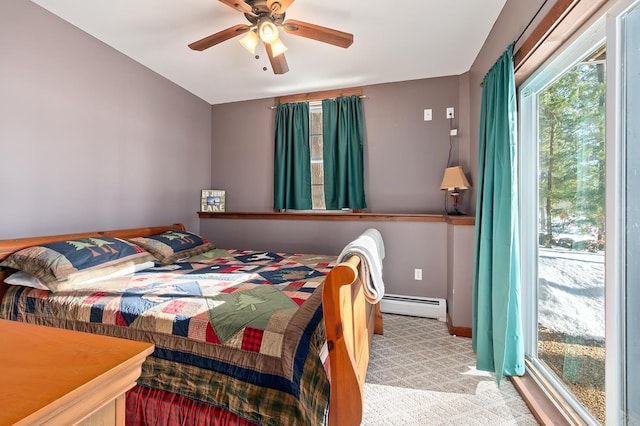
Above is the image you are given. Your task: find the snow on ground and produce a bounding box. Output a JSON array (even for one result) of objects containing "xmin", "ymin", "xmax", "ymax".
[{"xmin": 538, "ymin": 247, "xmax": 605, "ymax": 340}]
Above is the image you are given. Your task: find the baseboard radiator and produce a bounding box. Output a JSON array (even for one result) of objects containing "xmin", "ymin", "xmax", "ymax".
[{"xmin": 380, "ymin": 294, "xmax": 447, "ymax": 322}]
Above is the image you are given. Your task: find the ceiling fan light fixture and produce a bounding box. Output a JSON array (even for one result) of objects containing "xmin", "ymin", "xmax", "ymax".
[
  {"xmin": 269, "ymin": 38, "xmax": 288, "ymax": 57},
  {"xmin": 239, "ymin": 30, "xmax": 260, "ymax": 54},
  {"xmin": 258, "ymin": 19, "xmax": 279, "ymax": 44},
  {"xmin": 188, "ymin": 2, "xmax": 354, "ymax": 75}
]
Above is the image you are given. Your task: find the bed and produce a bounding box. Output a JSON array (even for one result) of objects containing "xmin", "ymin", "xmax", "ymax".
[{"xmin": 0, "ymin": 224, "xmax": 383, "ymax": 426}]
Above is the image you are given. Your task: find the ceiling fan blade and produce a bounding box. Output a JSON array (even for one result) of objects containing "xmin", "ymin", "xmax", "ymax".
[
  {"xmin": 265, "ymin": 43, "xmax": 289, "ymax": 75},
  {"xmin": 218, "ymin": 0, "xmax": 253, "ymax": 14},
  {"xmin": 188, "ymin": 24, "xmax": 251, "ymax": 51},
  {"xmin": 267, "ymin": 0, "xmax": 295, "ymax": 14},
  {"xmin": 283, "ymin": 20, "xmax": 353, "ymax": 48}
]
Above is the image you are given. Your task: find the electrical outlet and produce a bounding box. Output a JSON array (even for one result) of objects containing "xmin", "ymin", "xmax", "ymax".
[
  {"xmin": 423, "ymin": 109, "xmax": 432, "ymax": 121},
  {"xmin": 446, "ymin": 107, "xmax": 455, "ymax": 119},
  {"xmin": 414, "ymin": 268, "xmax": 423, "ymax": 280}
]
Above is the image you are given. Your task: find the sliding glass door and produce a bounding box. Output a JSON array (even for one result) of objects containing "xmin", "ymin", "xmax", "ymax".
[
  {"xmin": 521, "ymin": 1, "xmax": 639, "ymax": 423},
  {"xmin": 520, "ymin": 19, "xmax": 607, "ymax": 425}
]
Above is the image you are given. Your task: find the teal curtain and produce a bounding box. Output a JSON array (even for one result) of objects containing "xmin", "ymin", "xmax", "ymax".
[
  {"xmin": 472, "ymin": 43, "xmax": 524, "ymax": 384},
  {"xmin": 273, "ymin": 102, "xmax": 311, "ymax": 210},
  {"xmin": 322, "ymin": 95, "xmax": 366, "ymax": 210}
]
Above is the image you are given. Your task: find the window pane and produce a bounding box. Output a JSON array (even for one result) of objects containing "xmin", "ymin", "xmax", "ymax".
[
  {"xmin": 537, "ymin": 46, "xmax": 606, "ymax": 423},
  {"xmin": 311, "ymin": 162, "xmax": 324, "ymax": 185},
  {"xmin": 311, "ymin": 135, "xmax": 323, "ymax": 160},
  {"xmin": 310, "ymin": 110, "xmax": 323, "ymax": 135},
  {"xmin": 309, "ymin": 104, "xmax": 326, "ymax": 210},
  {"xmin": 311, "ymin": 185, "xmax": 326, "ymax": 209}
]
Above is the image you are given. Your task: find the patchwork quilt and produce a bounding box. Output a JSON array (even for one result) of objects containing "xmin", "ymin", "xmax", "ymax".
[{"xmin": 0, "ymin": 249, "xmax": 336, "ymax": 426}]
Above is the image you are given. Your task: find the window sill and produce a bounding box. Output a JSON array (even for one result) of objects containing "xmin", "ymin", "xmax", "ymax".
[
  {"xmin": 510, "ymin": 369, "xmax": 572, "ymax": 426},
  {"xmin": 197, "ymin": 211, "xmax": 475, "ymax": 224}
]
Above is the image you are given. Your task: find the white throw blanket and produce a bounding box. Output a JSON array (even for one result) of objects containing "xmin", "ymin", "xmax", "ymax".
[{"xmin": 337, "ymin": 228, "xmax": 385, "ymax": 303}]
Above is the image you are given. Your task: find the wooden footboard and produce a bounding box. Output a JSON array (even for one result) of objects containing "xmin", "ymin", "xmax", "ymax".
[{"xmin": 322, "ymin": 255, "xmax": 383, "ymax": 426}]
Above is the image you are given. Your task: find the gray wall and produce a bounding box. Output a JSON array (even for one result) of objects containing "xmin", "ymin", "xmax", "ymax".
[
  {"xmin": 210, "ymin": 98, "xmax": 275, "ymax": 211},
  {"xmin": 363, "ymin": 78, "xmax": 462, "ymax": 213},
  {"xmin": 205, "ymin": 0, "xmax": 559, "ymax": 321},
  {"xmin": 201, "ymin": 219, "xmax": 448, "ymax": 299},
  {"xmin": 207, "ymin": 77, "xmax": 462, "ymax": 301},
  {"xmin": 447, "ymin": 223, "xmax": 476, "ymax": 328},
  {"xmin": 467, "ymin": 0, "xmax": 555, "ymax": 214},
  {"xmin": 0, "ymin": 0, "xmax": 212, "ymax": 239},
  {"xmin": 212, "ymin": 77, "xmax": 462, "ymax": 213}
]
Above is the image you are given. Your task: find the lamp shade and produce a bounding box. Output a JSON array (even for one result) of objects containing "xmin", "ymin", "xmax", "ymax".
[
  {"xmin": 258, "ymin": 19, "xmax": 279, "ymax": 44},
  {"xmin": 440, "ymin": 166, "xmax": 471, "ymax": 191},
  {"xmin": 269, "ymin": 38, "xmax": 288, "ymax": 57},
  {"xmin": 239, "ymin": 30, "xmax": 260, "ymax": 54}
]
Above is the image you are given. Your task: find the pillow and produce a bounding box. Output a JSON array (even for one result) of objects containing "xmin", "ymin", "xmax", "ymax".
[
  {"xmin": 127, "ymin": 230, "xmax": 214, "ymax": 264},
  {"xmin": 0, "ymin": 237, "xmax": 155, "ymax": 292},
  {"xmin": 4, "ymin": 261, "xmax": 155, "ymax": 291},
  {"xmin": 3, "ymin": 271, "xmax": 49, "ymax": 290}
]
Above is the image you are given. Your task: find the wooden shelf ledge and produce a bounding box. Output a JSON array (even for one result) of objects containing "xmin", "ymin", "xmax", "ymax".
[{"xmin": 198, "ymin": 211, "xmax": 475, "ymax": 224}]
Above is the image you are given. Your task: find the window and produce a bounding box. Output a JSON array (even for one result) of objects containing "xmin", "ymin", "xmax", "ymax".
[
  {"xmin": 520, "ymin": 3, "xmax": 640, "ymax": 423},
  {"xmin": 309, "ymin": 102, "xmax": 326, "ymax": 209},
  {"xmin": 273, "ymin": 95, "xmax": 366, "ymax": 212},
  {"xmin": 520, "ymin": 21, "xmax": 607, "ymax": 425}
]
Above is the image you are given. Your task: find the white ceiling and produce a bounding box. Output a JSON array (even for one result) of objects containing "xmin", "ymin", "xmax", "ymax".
[{"xmin": 31, "ymin": 0, "xmax": 507, "ymax": 105}]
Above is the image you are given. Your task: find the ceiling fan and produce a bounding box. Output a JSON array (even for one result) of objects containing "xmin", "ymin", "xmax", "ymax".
[{"xmin": 188, "ymin": 0, "xmax": 354, "ymax": 75}]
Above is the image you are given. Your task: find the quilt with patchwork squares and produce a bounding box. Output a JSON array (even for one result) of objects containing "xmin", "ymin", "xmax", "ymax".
[{"xmin": 0, "ymin": 249, "xmax": 336, "ymax": 426}]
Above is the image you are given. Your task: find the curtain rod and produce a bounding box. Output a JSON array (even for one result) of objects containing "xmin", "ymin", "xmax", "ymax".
[
  {"xmin": 480, "ymin": 0, "xmax": 550, "ymax": 88},
  {"xmin": 515, "ymin": 0, "xmax": 550, "ymax": 47},
  {"xmin": 269, "ymin": 95, "xmax": 367, "ymax": 109}
]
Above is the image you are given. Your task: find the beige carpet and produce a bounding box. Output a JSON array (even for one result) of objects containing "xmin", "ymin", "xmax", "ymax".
[{"xmin": 363, "ymin": 314, "xmax": 539, "ymax": 425}]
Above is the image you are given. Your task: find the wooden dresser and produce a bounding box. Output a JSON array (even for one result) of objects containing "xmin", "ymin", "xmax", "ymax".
[{"xmin": 0, "ymin": 320, "xmax": 154, "ymax": 425}]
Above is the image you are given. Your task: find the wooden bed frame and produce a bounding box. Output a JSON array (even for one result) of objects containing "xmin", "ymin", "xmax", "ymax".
[{"xmin": 0, "ymin": 223, "xmax": 383, "ymax": 426}]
